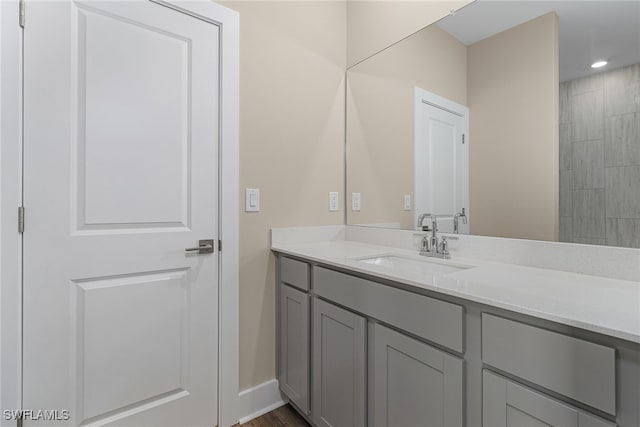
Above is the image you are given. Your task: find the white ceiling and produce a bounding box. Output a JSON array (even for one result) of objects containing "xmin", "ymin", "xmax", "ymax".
[{"xmin": 436, "ymin": 0, "xmax": 640, "ymax": 82}]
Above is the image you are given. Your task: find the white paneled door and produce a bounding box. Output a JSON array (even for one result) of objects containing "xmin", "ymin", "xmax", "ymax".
[
  {"xmin": 414, "ymin": 88, "xmax": 469, "ymax": 234},
  {"xmin": 23, "ymin": 1, "xmax": 220, "ymax": 426}
]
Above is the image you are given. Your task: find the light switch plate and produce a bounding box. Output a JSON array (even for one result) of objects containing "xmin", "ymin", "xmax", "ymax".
[
  {"xmin": 329, "ymin": 192, "xmax": 339, "ymax": 212},
  {"xmin": 245, "ymin": 188, "xmax": 260, "ymax": 212},
  {"xmin": 351, "ymin": 192, "xmax": 361, "ymax": 211},
  {"xmin": 403, "ymin": 194, "xmax": 412, "ymax": 211}
]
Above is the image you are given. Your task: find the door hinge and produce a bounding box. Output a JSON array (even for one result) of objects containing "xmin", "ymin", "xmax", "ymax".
[
  {"xmin": 218, "ymin": 240, "xmax": 222, "ymax": 251},
  {"xmin": 19, "ymin": 0, "xmax": 25, "ymax": 28},
  {"xmin": 462, "ymin": 134, "xmax": 465, "ymax": 144},
  {"xmin": 18, "ymin": 206, "xmax": 24, "ymax": 233}
]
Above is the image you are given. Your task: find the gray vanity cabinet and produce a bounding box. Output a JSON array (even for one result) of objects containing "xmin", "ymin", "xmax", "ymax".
[
  {"xmin": 312, "ymin": 297, "xmax": 366, "ymax": 427},
  {"xmin": 372, "ymin": 323, "xmax": 464, "ymax": 427},
  {"xmin": 279, "ymin": 283, "xmax": 310, "ymax": 414},
  {"xmin": 275, "ymin": 254, "xmax": 636, "ymax": 427},
  {"xmin": 483, "ymin": 370, "xmax": 615, "ymax": 427}
]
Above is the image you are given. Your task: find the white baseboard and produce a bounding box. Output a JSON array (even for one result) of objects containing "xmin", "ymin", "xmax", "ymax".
[{"xmin": 237, "ymin": 379, "xmax": 286, "ymax": 424}]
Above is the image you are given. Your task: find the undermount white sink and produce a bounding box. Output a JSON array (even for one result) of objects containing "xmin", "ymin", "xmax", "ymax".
[{"xmin": 358, "ymin": 255, "xmax": 471, "ymax": 276}]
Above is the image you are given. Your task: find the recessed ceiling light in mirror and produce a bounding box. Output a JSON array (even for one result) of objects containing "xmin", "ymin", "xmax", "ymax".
[{"xmin": 591, "ymin": 60, "xmax": 608, "ymax": 68}]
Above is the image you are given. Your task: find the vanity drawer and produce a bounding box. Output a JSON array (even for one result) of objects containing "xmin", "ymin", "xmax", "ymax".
[
  {"xmin": 482, "ymin": 313, "xmax": 616, "ymax": 415},
  {"xmin": 281, "ymin": 256, "xmax": 310, "ymax": 291},
  {"xmin": 313, "ymin": 266, "xmax": 464, "ymax": 353}
]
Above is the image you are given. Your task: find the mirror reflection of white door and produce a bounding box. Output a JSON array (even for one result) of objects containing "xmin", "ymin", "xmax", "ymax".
[
  {"xmin": 414, "ymin": 88, "xmax": 469, "ymax": 234},
  {"xmin": 23, "ymin": 1, "xmax": 220, "ymax": 425}
]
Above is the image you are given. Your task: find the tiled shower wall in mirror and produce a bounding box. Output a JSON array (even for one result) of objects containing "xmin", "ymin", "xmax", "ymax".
[{"xmin": 560, "ymin": 63, "xmax": 640, "ymax": 247}]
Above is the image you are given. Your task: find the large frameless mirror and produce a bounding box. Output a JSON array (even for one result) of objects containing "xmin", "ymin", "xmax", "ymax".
[{"xmin": 346, "ymin": 0, "xmax": 640, "ymax": 247}]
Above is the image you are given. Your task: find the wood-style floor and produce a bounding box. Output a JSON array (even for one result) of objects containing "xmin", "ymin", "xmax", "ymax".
[{"xmin": 240, "ymin": 404, "xmax": 310, "ymax": 427}]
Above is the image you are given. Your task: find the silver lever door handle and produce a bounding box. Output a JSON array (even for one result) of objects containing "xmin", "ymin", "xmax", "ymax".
[{"xmin": 185, "ymin": 239, "xmax": 214, "ymax": 254}]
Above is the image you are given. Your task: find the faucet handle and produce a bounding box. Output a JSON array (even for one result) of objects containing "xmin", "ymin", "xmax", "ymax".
[
  {"xmin": 422, "ymin": 235, "xmax": 430, "ymax": 252},
  {"xmin": 438, "ymin": 236, "xmax": 451, "ymax": 257}
]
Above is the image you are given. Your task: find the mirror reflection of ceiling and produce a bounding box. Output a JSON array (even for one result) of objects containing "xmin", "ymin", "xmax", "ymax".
[{"xmin": 437, "ymin": 0, "xmax": 640, "ymax": 82}]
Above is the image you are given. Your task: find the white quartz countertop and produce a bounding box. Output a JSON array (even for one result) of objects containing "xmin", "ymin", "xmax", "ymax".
[{"xmin": 272, "ymin": 239, "xmax": 640, "ymax": 344}]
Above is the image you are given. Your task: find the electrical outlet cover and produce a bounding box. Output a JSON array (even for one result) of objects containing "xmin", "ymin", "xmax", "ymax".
[
  {"xmin": 352, "ymin": 192, "xmax": 361, "ymax": 211},
  {"xmin": 403, "ymin": 194, "xmax": 412, "ymax": 211},
  {"xmin": 329, "ymin": 192, "xmax": 339, "ymax": 212}
]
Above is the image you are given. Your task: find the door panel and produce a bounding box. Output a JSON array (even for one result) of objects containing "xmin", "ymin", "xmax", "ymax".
[
  {"xmin": 420, "ymin": 106, "xmax": 463, "ymax": 233},
  {"xmin": 482, "ymin": 370, "xmax": 616, "ymax": 427},
  {"xmin": 312, "ymin": 298, "xmax": 366, "ymax": 427},
  {"xmin": 77, "ymin": 4, "xmax": 190, "ymax": 228},
  {"xmin": 75, "ymin": 269, "xmax": 189, "ymax": 420},
  {"xmin": 429, "ymin": 118, "xmax": 456, "ymax": 216},
  {"xmin": 414, "ymin": 94, "xmax": 469, "ymax": 234},
  {"xmin": 23, "ymin": 1, "xmax": 220, "ymax": 426},
  {"xmin": 373, "ymin": 323, "xmax": 463, "ymax": 427},
  {"xmin": 279, "ymin": 284, "xmax": 310, "ymax": 413},
  {"xmin": 507, "ymin": 407, "xmax": 555, "ymax": 427},
  {"xmin": 483, "ymin": 369, "xmax": 577, "ymax": 427}
]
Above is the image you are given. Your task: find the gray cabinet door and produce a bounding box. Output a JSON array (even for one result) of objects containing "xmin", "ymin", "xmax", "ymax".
[
  {"xmin": 483, "ymin": 370, "xmax": 615, "ymax": 427},
  {"xmin": 372, "ymin": 323, "xmax": 464, "ymax": 427},
  {"xmin": 280, "ymin": 284, "xmax": 310, "ymax": 414},
  {"xmin": 313, "ymin": 297, "xmax": 366, "ymax": 427}
]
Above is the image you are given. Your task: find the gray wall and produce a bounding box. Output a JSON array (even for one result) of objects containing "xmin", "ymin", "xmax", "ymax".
[{"xmin": 559, "ymin": 63, "xmax": 640, "ymax": 247}]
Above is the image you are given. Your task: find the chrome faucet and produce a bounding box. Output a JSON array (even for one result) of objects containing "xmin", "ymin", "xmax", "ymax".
[
  {"xmin": 417, "ymin": 213, "xmax": 437, "ymax": 231},
  {"xmin": 416, "ymin": 213, "xmax": 451, "ymax": 258},
  {"xmin": 416, "ymin": 213, "xmax": 433, "ymax": 230},
  {"xmin": 453, "ymin": 208, "xmax": 468, "ymax": 234},
  {"xmin": 417, "ymin": 212, "xmax": 437, "ymax": 247}
]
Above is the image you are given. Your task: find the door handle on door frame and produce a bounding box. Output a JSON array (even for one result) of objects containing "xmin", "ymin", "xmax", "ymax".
[{"xmin": 185, "ymin": 239, "xmax": 215, "ymax": 254}]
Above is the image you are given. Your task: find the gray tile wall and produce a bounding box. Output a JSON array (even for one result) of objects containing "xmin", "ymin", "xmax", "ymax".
[{"xmin": 560, "ymin": 63, "xmax": 640, "ymax": 247}]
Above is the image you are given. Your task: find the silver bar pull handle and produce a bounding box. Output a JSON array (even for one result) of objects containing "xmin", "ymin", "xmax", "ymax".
[{"xmin": 185, "ymin": 239, "xmax": 214, "ymax": 254}]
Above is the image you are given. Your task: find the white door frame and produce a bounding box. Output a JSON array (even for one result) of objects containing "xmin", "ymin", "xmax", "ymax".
[
  {"xmin": 0, "ymin": 2, "xmax": 24, "ymax": 425},
  {"xmin": 0, "ymin": 1, "xmax": 239, "ymax": 426},
  {"xmin": 414, "ymin": 87, "xmax": 470, "ymax": 233}
]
